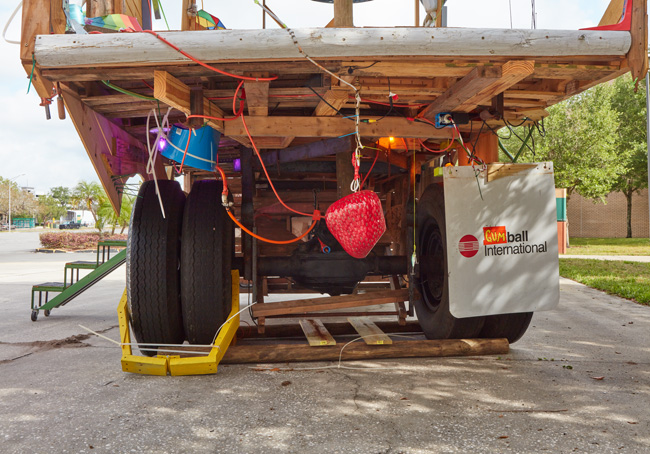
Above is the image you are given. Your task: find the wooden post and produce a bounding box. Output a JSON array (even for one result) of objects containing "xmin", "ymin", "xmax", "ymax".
[
  {"xmin": 458, "ymin": 132, "xmax": 499, "ymax": 165},
  {"xmin": 415, "ymin": 0, "xmax": 420, "ymax": 26},
  {"xmin": 181, "ymin": 0, "xmax": 196, "ymax": 31},
  {"xmin": 334, "ymin": 0, "xmax": 354, "ymax": 28},
  {"xmin": 336, "ymin": 151, "xmax": 354, "ymax": 199},
  {"xmin": 628, "ymin": 0, "xmax": 649, "ymax": 84},
  {"xmin": 87, "ymin": 0, "xmax": 113, "ymax": 18}
]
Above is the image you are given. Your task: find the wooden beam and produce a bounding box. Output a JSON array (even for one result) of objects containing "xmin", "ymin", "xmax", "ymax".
[
  {"xmin": 220, "ymin": 338, "xmax": 509, "ymax": 364},
  {"xmin": 153, "ymin": 71, "xmax": 225, "ymax": 132},
  {"xmin": 87, "ymin": 0, "xmax": 113, "ymax": 17},
  {"xmin": 334, "ymin": 0, "xmax": 354, "ymax": 27},
  {"xmin": 34, "ymin": 29, "xmax": 632, "ymax": 68},
  {"xmin": 256, "ymin": 137, "xmax": 354, "ymax": 168},
  {"xmin": 628, "ymin": 0, "xmax": 648, "ymax": 84},
  {"xmin": 313, "ymin": 87, "xmax": 349, "ymax": 116},
  {"xmin": 224, "ymin": 116, "xmax": 454, "ymax": 139},
  {"xmin": 599, "ymin": 0, "xmax": 626, "ymax": 26},
  {"xmin": 237, "ymin": 320, "xmax": 422, "ymax": 339},
  {"xmin": 62, "ymin": 88, "xmax": 165, "ymax": 214},
  {"xmin": 181, "ymin": 0, "xmax": 196, "ymax": 31},
  {"xmin": 336, "ymin": 150, "xmax": 354, "ymax": 199},
  {"xmin": 252, "ymin": 289, "xmax": 410, "ymax": 318},
  {"xmin": 419, "ymin": 61, "xmax": 534, "ymax": 119},
  {"xmin": 244, "ymin": 80, "xmax": 270, "ymax": 116}
]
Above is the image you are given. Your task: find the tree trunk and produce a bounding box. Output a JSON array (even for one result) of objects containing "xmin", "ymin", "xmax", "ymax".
[{"xmin": 625, "ymin": 189, "xmax": 633, "ymax": 238}]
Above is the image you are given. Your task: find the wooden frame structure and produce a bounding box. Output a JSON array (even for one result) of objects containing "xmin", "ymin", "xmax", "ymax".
[{"xmin": 18, "ymin": 0, "xmax": 649, "ymax": 345}]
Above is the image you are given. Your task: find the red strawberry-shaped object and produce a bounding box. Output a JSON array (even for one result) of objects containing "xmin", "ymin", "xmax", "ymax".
[{"xmin": 325, "ymin": 190, "xmax": 386, "ymax": 259}]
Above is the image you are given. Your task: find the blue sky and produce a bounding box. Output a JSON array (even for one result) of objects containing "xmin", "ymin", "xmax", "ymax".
[{"xmin": 0, "ymin": 0, "xmax": 608, "ymax": 193}]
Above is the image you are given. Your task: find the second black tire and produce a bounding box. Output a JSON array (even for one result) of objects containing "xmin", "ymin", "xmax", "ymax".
[{"xmin": 181, "ymin": 180, "xmax": 234, "ymax": 345}]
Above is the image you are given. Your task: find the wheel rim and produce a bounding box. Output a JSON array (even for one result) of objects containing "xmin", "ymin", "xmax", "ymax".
[{"xmin": 419, "ymin": 219, "xmax": 445, "ymax": 313}]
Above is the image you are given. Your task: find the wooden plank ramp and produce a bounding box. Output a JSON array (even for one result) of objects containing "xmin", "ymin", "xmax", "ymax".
[
  {"xmin": 348, "ymin": 317, "xmax": 392, "ymax": 345},
  {"xmin": 299, "ymin": 319, "xmax": 336, "ymax": 347}
]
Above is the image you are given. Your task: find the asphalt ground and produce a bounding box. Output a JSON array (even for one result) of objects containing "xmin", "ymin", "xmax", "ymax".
[{"xmin": 0, "ymin": 231, "xmax": 649, "ymax": 454}]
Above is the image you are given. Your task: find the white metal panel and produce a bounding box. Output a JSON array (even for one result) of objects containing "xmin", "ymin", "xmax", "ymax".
[{"xmin": 442, "ymin": 163, "xmax": 559, "ymax": 318}]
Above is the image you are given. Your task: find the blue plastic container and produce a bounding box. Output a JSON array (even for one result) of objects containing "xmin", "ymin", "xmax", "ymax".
[{"xmin": 162, "ymin": 125, "xmax": 221, "ymax": 171}]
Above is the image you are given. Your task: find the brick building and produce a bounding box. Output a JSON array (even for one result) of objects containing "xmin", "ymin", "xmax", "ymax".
[{"xmin": 567, "ymin": 189, "xmax": 649, "ymax": 238}]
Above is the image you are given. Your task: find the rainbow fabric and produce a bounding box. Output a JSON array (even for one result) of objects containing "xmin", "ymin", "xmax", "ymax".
[
  {"xmin": 195, "ymin": 10, "xmax": 226, "ymax": 30},
  {"xmin": 85, "ymin": 14, "xmax": 143, "ymax": 32}
]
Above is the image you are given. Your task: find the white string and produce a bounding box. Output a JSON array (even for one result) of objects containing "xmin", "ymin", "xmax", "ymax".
[
  {"xmin": 79, "ymin": 324, "xmax": 214, "ymax": 356},
  {"xmin": 211, "ymin": 302, "xmax": 258, "ymax": 344},
  {"xmin": 2, "ymin": 1, "xmax": 22, "ymax": 45},
  {"xmin": 145, "ymin": 108, "xmax": 172, "ymax": 218}
]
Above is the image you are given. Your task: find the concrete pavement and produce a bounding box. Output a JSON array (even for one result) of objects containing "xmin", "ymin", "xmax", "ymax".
[{"xmin": 0, "ymin": 232, "xmax": 649, "ymax": 453}]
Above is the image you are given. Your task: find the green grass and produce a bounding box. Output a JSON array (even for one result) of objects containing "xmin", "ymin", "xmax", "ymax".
[
  {"xmin": 559, "ymin": 259, "xmax": 650, "ymax": 305},
  {"xmin": 566, "ymin": 238, "xmax": 650, "ymax": 256}
]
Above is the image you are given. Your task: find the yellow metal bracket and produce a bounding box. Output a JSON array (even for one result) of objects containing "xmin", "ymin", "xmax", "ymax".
[{"xmin": 117, "ymin": 270, "xmax": 240, "ymax": 376}]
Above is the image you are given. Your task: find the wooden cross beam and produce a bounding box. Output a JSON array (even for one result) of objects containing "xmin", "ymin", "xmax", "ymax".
[
  {"xmin": 419, "ymin": 61, "xmax": 535, "ymax": 120},
  {"xmin": 153, "ymin": 71, "xmax": 225, "ymax": 132}
]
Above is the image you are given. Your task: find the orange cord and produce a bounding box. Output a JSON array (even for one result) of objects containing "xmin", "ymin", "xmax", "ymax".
[
  {"xmin": 227, "ymin": 209, "xmax": 317, "ymax": 245},
  {"xmin": 142, "ymin": 30, "xmax": 278, "ymax": 82},
  {"xmin": 240, "ymin": 115, "xmax": 314, "ymax": 218}
]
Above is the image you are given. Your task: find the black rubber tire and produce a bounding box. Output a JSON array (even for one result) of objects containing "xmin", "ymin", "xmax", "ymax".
[
  {"xmin": 181, "ymin": 180, "xmax": 234, "ymax": 345},
  {"xmin": 127, "ymin": 180, "xmax": 186, "ymax": 356},
  {"xmin": 44, "ymin": 310, "xmax": 51, "ymax": 317},
  {"xmin": 479, "ymin": 312, "xmax": 533, "ymax": 344},
  {"xmin": 31, "ymin": 310, "xmax": 38, "ymax": 322},
  {"xmin": 415, "ymin": 184, "xmax": 485, "ymax": 339}
]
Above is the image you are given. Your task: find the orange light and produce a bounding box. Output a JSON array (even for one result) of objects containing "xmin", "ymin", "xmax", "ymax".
[{"xmin": 389, "ymin": 136, "xmax": 395, "ymax": 143}]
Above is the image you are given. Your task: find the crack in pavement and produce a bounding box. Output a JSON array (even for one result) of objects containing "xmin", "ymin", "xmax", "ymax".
[{"xmin": 0, "ymin": 325, "xmax": 118, "ymax": 364}]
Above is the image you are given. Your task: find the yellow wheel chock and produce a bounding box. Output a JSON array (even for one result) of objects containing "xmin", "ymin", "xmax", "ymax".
[{"xmin": 118, "ymin": 270, "xmax": 240, "ymax": 376}]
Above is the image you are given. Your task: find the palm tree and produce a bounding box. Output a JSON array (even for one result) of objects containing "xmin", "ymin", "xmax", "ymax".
[{"xmin": 72, "ymin": 181, "xmax": 104, "ymax": 231}]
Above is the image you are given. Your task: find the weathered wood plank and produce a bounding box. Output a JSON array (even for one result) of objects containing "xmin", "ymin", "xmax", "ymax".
[
  {"xmin": 599, "ymin": 0, "xmax": 626, "ymax": 26},
  {"xmin": 34, "ymin": 28, "xmax": 631, "ymax": 68},
  {"xmin": 220, "ymin": 338, "xmax": 509, "ymax": 364},
  {"xmin": 244, "ymin": 80, "xmax": 270, "ymax": 116},
  {"xmin": 628, "ymin": 0, "xmax": 648, "ymax": 83},
  {"xmin": 62, "ymin": 88, "xmax": 166, "ymax": 214},
  {"xmin": 153, "ymin": 71, "xmax": 225, "ymax": 132},
  {"xmin": 224, "ymin": 116, "xmax": 454, "ymax": 139},
  {"xmin": 420, "ymin": 61, "xmax": 534, "ymax": 119},
  {"xmin": 299, "ymin": 319, "xmax": 337, "ymax": 346},
  {"xmin": 348, "ymin": 317, "xmax": 392, "ymax": 345},
  {"xmin": 252, "ymin": 289, "xmax": 410, "ymax": 317}
]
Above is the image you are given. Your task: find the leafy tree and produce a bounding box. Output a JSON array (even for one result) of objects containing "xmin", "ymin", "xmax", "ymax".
[
  {"xmin": 0, "ymin": 177, "xmax": 38, "ymax": 221},
  {"xmin": 37, "ymin": 195, "xmax": 66, "ymax": 224},
  {"xmin": 500, "ymin": 83, "xmax": 624, "ymax": 200},
  {"xmin": 72, "ymin": 181, "xmax": 104, "ymax": 231},
  {"xmin": 97, "ymin": 193, "xmax": 134, "ymax": 235},
  {"xmin": 49, "ymin": 186, "xmax": 71, "ymax": 210},
  {"xmin": 610, "ymin": 74, "xmax": 648, "ymax": 238}
]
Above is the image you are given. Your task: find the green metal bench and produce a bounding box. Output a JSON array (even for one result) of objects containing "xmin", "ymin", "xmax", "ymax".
[
  {"xmin": 30, "ymin": 239, "xmax": 128, "ymax": 321},
  {"xmin": 31, "ymin": 282, "xmax": 65, "ymax": 320}
]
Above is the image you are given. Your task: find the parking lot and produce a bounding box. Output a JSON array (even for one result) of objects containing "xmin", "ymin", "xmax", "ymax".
[{"xmin": 1, "ymin": 231, "xmax": 649, "ymax": 453}]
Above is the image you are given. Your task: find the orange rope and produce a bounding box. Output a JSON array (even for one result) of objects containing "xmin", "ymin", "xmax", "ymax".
[
  {"xmin": 227, "ymin": 210, "xmax": 317, "ymax": 245},
  {"xmin": 142, "ymin": 30, "xmax": 278, "ymax": 82},
  {"xmin": 240, "ymin": 115, "xmax": 314, "ymax": 218}
]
